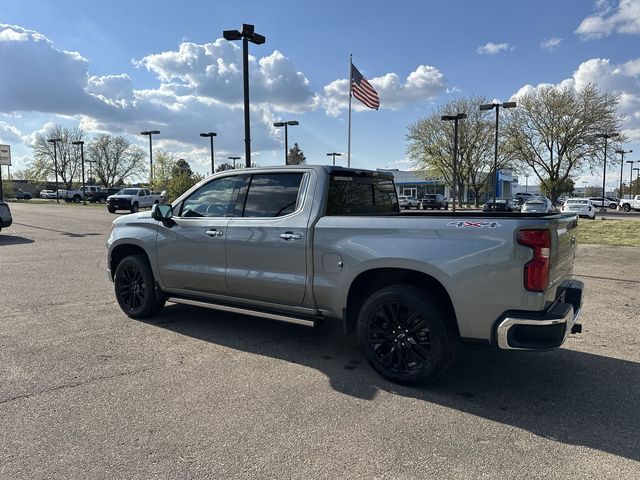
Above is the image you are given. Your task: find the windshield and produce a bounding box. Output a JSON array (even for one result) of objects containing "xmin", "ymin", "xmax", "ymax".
[{"xmin": 118, "ymin": 189, "xmax": 139, "ymax": 195}]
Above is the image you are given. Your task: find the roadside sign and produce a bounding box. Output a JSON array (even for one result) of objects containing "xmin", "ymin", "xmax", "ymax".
[{"xmin": 0, "ymin": 144, "xmax": 11, "ymax": 166}]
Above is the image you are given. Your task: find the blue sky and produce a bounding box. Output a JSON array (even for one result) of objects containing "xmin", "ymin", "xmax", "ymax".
[{"xmin": 1, "ymin": 0, "xmax": 640, "ymax": 188}]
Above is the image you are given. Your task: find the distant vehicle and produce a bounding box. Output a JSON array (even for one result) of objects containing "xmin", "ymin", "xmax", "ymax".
[
  {"xmin": 521, "ymin": 197, "xmax": 557, "ymax": 213},
  {"xmin": 561, "ymin": 198, "xmax": 596, "ymax": 219},
  {"xmin": 0, "ymin": 200, "xmax": 12, "ymax": 232},
  {"xmin": 13, "ymin": 188, "xmax": 32, "ymax": 200},
  {"xmin": 106, "ymin": 188, "xmax": 162, "ymax": 213},
  {"xmin": 58, "ymin": 185, "xmax": 104, "ymax": 203},
  {"xmin": 86, "ymin": 187, "xmax": 121, "ymax": 204},
  {"xmin": 419, "ymin": 194, "xmax": 448, "ymax": 210},
  {"xmin": 619, "ymin": 195, "xmax": 640, "ymax": 213},
  {"xmin": 40, "ymin": 189, "xmax": 57, "ymax": 199},
  {"xmin": 398, "ymin": 195, "xmax": 419, "ymax": 209},
  {"xmin": 482, "ymin": 198, "xmax": 517, "ymax": 212},
  {"xmin": 589, "ymin": 197, "xmax": 619, "ymax": 210}
]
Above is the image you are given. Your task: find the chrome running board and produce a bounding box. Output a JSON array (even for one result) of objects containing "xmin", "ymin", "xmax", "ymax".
[{"xmin": 167, "ymin": 296, "xmax": 318, "ymax": 327}]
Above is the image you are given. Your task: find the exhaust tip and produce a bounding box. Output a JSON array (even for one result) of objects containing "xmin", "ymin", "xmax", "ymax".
[{"xmin": 571, "ymin": 323, "xmax": 582, "ymax": 334}]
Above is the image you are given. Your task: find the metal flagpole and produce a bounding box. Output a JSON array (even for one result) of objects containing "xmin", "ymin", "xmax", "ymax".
[{"xmin": 347, "ymin": 54, "xmax": 353, "ymax": 168}]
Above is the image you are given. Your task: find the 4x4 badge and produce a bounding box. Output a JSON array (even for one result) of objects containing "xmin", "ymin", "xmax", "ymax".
[{"xmin": 447, "ymin": 221, "xmax": 501, "ymax": 228}]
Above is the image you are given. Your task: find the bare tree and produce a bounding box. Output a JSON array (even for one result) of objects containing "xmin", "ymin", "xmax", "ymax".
[
  {"xmin": 504, "ymin": 83, "xmax": 622, "ymax": 202},
  {"xmin": 407, "ymin": 96, "xmax": 508, "ymax": 206},
  {"xmin": 31, "ymin": 124, "xmax": 86, "ymax": 188},
  {"xmin": 86, "ymin": 134, "xmax": 147, "ymax": 187}
]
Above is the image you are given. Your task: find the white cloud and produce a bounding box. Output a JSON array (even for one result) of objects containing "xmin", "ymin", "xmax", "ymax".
[
  {"xmin": 540, "ymin": 37, "xmax": 563, "ymax": 52},
  {"xmin": 476, "ymin": 42, "xmax": 514, "ymax": 55},
  {"xmin": 512, "ymin": 56, "xmax": 640, "ymax": 141},
  {"xmin": 576, "ymin": 0, "xmax": 640, "ymax": 39},
  {"xmin": 0, "ymin": 121, "xmax": 23, "ymax": 144},
  {"xmin": 322, "ymin": 65, "xmax": 446, "ymax": 116}
]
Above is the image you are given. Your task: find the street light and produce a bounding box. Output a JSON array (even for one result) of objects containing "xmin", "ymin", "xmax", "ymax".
[
  {"xmin": 626, "ymin": 160, "xmax": 636, "ymax": 199},
  {"xmin": 140, "ymin": 130, "xmax": 160, "ymax": 186},
  {"xmin": 228, "ymin": 156, "xmax": 241, "ymax": 169},
  {"xmin": 273, "ymin": 120, "xmax": 299, "ymax": 165},
  {"xmin": 595, "ymin": 132, "xmax": 619, "ymax": 209},
  {"xmin": 441, "ymin": 113, "xmax": 467, "ymax": 213},
  {"xmin": 223, "ymin": 24, "xmax": 266, "ymax": 168},
  {"xmin": 71, "ymin": 141, "xmax": 86, "ymax": 205},
  {"xmin": 199, "ymin": 132, "xmax": 217, "ymax": 174},
  {"xmin": 480, "ymin": 101, "xmax": 516, "ymax": 201},
  {"xmin": 326, "ymin": 152, "xmax": 342, "ymax": 166},
  {"xmin": 616, "ymin": 149, "xmax": 632, "ymax": 198},
  {"xmin": 47, "ymin": 138, "xmax": 62, "ymax": 203}
]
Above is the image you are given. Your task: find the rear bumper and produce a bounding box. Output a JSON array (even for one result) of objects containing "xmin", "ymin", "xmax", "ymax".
[
  {"xmin": 1, "ymin": 218, "xmax": 12, "ymax": 228},
  {"xmin": 495, "ymin": 280, "xmax": 584, "ymax": 350}
]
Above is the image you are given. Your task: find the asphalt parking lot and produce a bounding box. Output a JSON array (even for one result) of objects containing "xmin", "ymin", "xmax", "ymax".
[{"xmin": 1, "ymin": 203, "xmax": 639, "ymax": 479}]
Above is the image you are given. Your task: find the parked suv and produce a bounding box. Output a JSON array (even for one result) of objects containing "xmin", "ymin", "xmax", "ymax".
[
  {"xmin": 419, "ymin": 194, "xmax": 448, "ymax": 210},
  {"xmin": 398, "ymin": 195, "xmax": 419, "ymax": 209},
  {"xmin": 0, "ymin": 200, "xmax": 12, "ymax": 232},
  {"xmin": 13, "ymin": 188, "xmax": 32, "ymax": 200},
  {"xmin": 589, "ymin": 197, "xmax": 619, "ymax": 210}
]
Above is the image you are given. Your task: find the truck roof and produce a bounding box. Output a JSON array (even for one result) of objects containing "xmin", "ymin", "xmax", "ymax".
[{"xmin": 216, "ymin": 164, "xmax": 395, "ymax": 180}]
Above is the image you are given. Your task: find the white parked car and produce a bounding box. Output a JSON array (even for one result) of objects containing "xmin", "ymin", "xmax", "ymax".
[
  {"xmin": 561, "ymin": 198, "xmax": 596, "ymax": 219},
  {"xmin": 40, "ymin": 189, "xmax": 57, "ymax": 199},
  {"xmin": 521, "ymin": 197, "xmax": 557, "ymax": 213},
  {"xmin": 398, "ymin": 195, "xmax": 419, "ymax": 209}
]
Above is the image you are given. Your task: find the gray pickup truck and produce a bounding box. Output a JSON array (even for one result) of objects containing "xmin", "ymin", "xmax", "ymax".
[{"xmin": 107, "ymin": 166, "xmax": 583, "ymax": 384}]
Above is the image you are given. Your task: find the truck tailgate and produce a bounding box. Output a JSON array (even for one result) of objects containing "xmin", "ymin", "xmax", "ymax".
[{"xmin": 547, "ymin": 214, "xmax": 578, "ymax": 299}]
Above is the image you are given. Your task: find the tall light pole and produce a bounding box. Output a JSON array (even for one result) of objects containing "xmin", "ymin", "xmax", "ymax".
[
  {"xmin": 441, "ymin": 113, "xmax": 467, "ymax": 213},
  {"xmin": 223, "ymin": 24, "xmax": 266, "ymax": 168},
  {"xmin": 47, "ymin": 138, "xmax": 62, "ymax": 203},
  {"xmin": 140, "ymin": 130, "xmax": 160, "ymax": 186},
  {"xmin": 595, "ymin": 132, "xmax": 619, "ymax": 209},
  {"xmin": 616, "ymin": 149, "xmax": 632, "ymax": 199},
  {"xmin": 200, "ymin": 132, "xmax": 217, "ymax": 174},
  {"xmin": 626, "ymin": 160, "xmax": 636, "ymax": 198},
  {"xmin": 228, "ymin": 156, "xmax": 241, "ymax": 169},
  {"xmin": 273, "ymin": 120, "xmax": 299, "ymax": 165},
  {"xmin": 480, "ymin": 101, "xmax": 516, "ymax": 201},
  {"xmin": 326, "ymin": 152, "xmax": 342, "ymax": 166},
  {"xmin": 71, "ymin": 140, "xmax": 86, "ymax": 205}
]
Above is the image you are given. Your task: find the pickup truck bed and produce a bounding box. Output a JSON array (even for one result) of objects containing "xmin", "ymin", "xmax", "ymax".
[{"xmin": 107, "ymin": 165, "xmax": 583, "ymax": 385}]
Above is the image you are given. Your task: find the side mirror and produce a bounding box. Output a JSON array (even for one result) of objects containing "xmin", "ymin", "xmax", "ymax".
[{"xmin": 152, "ymin": 203, "xmax": 173, "ymax": 221}]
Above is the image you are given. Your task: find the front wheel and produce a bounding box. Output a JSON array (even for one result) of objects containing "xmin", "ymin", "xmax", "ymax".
[
  {"xmin": 622, "ymin": 204, "xmax": 631, "ymax": 212},
  {"xmin": 108, "ymin": 207, "xmax": 115, "ymax": 213},
  {"xmin": 114, "ymin": 254, "xmax": 165, "ymax": 318},
  {"xmin": 357, "ymin": 285, "xmax": 458, "ymax": 384},
  {"xmin": 98, "ymin": 197, "xmax": 105, "ymax": 204}
]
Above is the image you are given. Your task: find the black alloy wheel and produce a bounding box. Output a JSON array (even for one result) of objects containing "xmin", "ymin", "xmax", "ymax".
[
  {"xmin": 114, "ymin": 254, "xmax": 165, "ymax": 318},
  {"xmin": 357, "ymin": 285, "xmax": 457, "ymax": 384}
]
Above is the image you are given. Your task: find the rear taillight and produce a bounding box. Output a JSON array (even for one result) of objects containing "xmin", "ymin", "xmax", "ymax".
[{"xmin": 517, "ymin": 229, "xmax": 551, "ymax": 292}]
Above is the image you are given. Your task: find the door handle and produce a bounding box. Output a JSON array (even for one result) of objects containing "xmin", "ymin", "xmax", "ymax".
[
  {"xmin": 205, "ymin": 229, "xmax": 224, "ymax": 237},
  {"xmin": 280, "ymin": 232, "xmax": 302, "ymax": 240}
]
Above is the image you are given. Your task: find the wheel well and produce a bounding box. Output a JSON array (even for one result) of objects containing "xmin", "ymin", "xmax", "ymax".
[
  {"xmin": 344, "ymin": 268, "xmax": 458, "ymax": 335},
  {"xmin": 110, "ymin": 244, "xmax": 149, "ymax": 279}
]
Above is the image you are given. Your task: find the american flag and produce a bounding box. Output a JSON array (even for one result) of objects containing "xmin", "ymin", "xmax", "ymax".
[{"xmin": 351, "ymin": 64, "xmax": 380, "ymax": 110}]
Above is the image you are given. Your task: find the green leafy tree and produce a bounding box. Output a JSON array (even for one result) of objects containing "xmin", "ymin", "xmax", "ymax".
[
  {"xmin": 172, "ymin": 158, "xmax": 193, "ymax": 177},
  {"xmin": 151, "ymin": 149, "xmax": 176, "ymax": 192},
  {"xmin": 215, "ymin": 162, "xmax": 235, "ymax": 172},
  {"xmin": 287, "ymin": 143, "xmax": 306, "ymax": 165},
  {"xmin": 541, "ymin": 177, "xmax": 574, "ymax": 198},
  {"xmin": 167, "ymin": 171, "xmax": 203, "ymax": 201},
  {"xmin": 504, "ymin": 84, "xmax": 623, "ymax": 203}
]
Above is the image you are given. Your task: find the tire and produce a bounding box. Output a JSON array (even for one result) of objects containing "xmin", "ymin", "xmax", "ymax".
[
  {"xmin": 25, "ymin": 195, "xmax": 31, "ymax": 200},
  {"xmin": 73, "ymin": 195, "xmax": 81, "ymax": 203},
  {"xmin": 108, "ymin": 207, "xmax": 116, "ymax": 214},
  {"xmin": 609, "ymin": 203, "xmax": 617, "ymax": 210},
  {"xmin": 98, "ymin": 197, "xmax": 105, "ymax": 204},
  {"xmin": 114, "ymin": 254, "xmax": 165, "ymax": 318},
  {"xmin": 131, "ymin": 202, "xmax": 139, "ymax": 213},
  {"xmin": 357, "ymin": 285, "xmax": 458, "ymax": 384},
  {"xmin": 622, "ymin": 204, "xmax": 631, "ymax": 212}
]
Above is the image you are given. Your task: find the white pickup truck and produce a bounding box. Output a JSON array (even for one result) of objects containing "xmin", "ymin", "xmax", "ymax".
[
  {"xmin": 106, "ymin": 188, "xmax": 162, "ymax": 213},
  {"xmin": 58, "ymin": 185, "xmax": 101, "ymax": 203},
  {"xmin": 619, "ymin": 195, "xmax": 640, "ymax": 212}
]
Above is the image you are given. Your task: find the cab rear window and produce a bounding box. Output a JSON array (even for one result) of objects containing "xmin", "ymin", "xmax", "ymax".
[{"xmin": 326, "ymin": 173, "xmax": 398, "ymax": 215}]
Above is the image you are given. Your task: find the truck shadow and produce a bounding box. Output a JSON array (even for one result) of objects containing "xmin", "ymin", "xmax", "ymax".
[
  {"xmin": 0, "ymin": 234, "xmax": 35, "ymax": 245},
  {"xmin": 149, "ymin": 304, "xmax": 639, "ymax": 463}
]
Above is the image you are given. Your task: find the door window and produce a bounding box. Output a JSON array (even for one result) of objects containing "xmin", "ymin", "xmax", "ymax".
[
  {"xmin": 241, "ymin": 173, "xmax": 304, "ymax": 217},
  {"xmin": 179, "ymin": 176, "xmax": 240, "ymax": 217}
]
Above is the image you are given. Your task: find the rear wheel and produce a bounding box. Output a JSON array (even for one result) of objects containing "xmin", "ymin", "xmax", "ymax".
[
  {"xmin": 131, "ymin": 202, "xmax": 139, "ymax": 213},
  {"xmin": 108, "ymin": 207, "xmax": 115, "ymax": 213},
  {"xmin": 622, "ymin": 204, "xmax": 631, "ymax": 212},
  {"xmin": 357, "ymin": 285, "xmax": 458, "ymax": 384},
  {"xmin": 98, "ymin": 197, "xmax": 105, "ymax": 204},
  {"xmin": 73, "ymin": 194, "xmax": 81, "ymax": 203},
  {"xmin": 114, "ymin": 254, "xmax": 165, "ymax": 318}
]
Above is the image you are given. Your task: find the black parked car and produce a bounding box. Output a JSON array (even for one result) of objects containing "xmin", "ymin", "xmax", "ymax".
[
  {"xmin": 419, "ymin": 194, "xmax": 448, "ymax": 210},
  {"xmin": 482, "ymin": 198, "xmax": 517, "ymax": 212}
]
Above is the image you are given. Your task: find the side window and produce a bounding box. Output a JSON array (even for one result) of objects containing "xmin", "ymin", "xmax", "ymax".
[
  {"xmin": 242, "ymin": 173, "xmax": 304, "ymax": 217},
  {"xmin": 144, "ymin": 189, "xmax": 150, "ymax": 196},
  {"xmin": 179, "ymin": 176, "xmax": 240, "ymax": 218}
]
